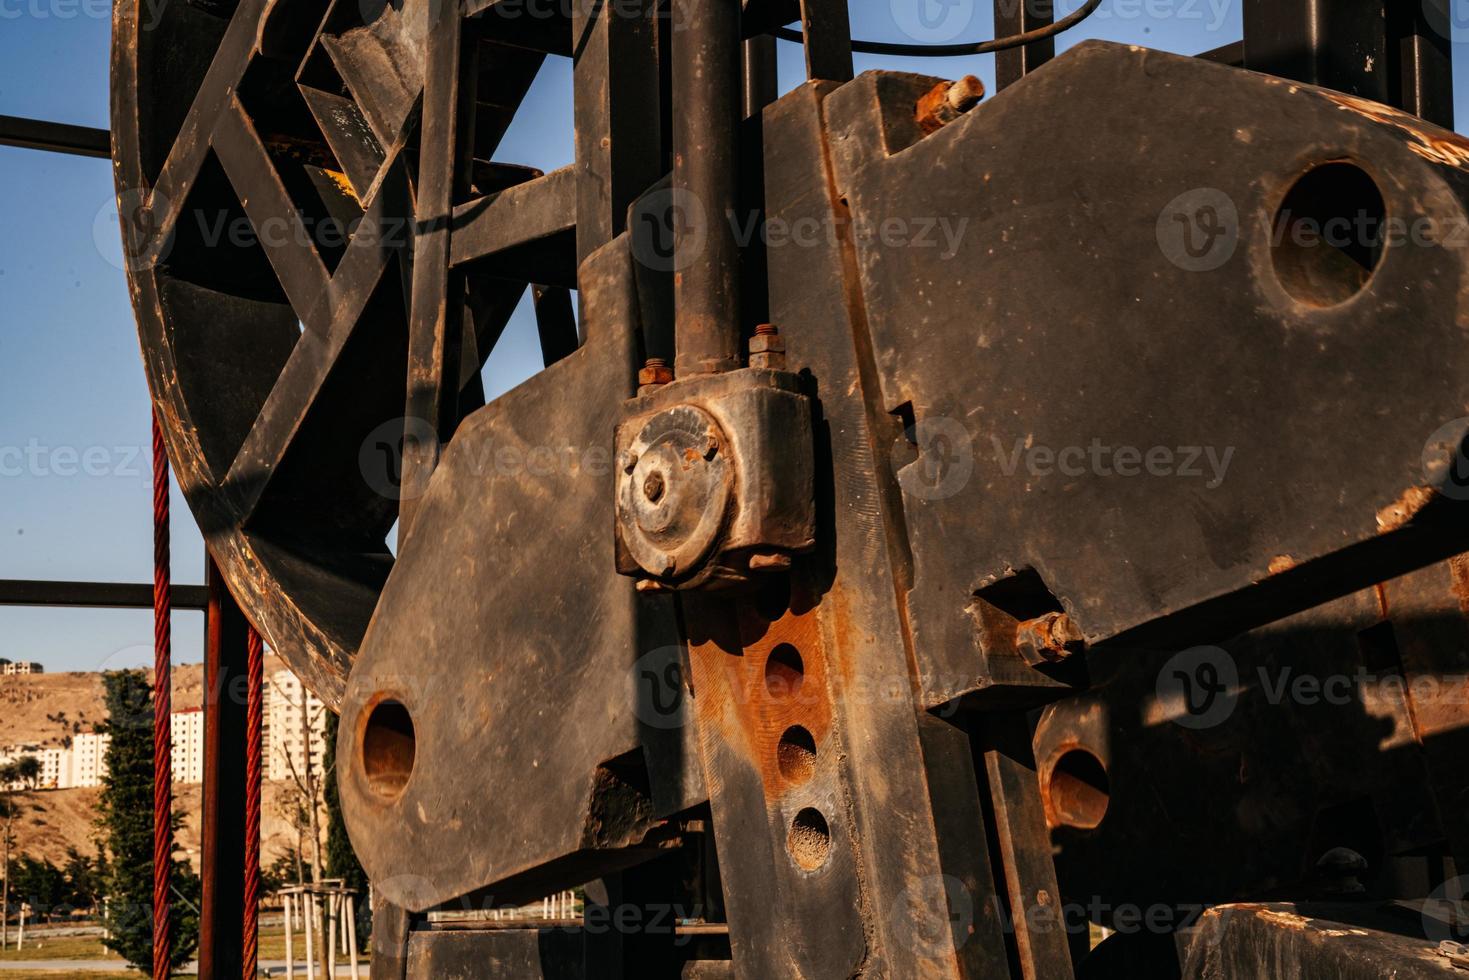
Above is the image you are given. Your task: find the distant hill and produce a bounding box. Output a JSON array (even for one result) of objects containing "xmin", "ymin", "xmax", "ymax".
[
  {"xmin": 0, "ymin": 657, "xmax": 287, "ymax": 749},
  {"xmin": 1, "ymin": 656, "xmax": 312, "ymax": 873}
]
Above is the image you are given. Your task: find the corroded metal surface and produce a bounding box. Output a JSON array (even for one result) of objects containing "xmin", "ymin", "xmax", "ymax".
[{"xmin": 114, "ymin": 0, "xmax": 1469, "ymax": 975}]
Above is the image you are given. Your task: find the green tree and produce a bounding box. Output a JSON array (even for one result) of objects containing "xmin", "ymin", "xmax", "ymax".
[
  {"xmin": 262, "ymin": 849, "xmax": 301, "ymax": 897},
  {"xmin": 323, "ymin": 711, "xmax": 371, "ymax": 940},
  {"xmin": 95, "ymin": 670, "xmax": 201, "ymax": 975},
  {"xmin": 14, "ymin": 756, "xmax": 41, "ymax": 791},
  {"xmin": 11, "ymin": 856, "xmax": 68, "ymax": 920},
  {"xmin": 1, "ymin": 760, "xmax": 23, "ymax": 947},
  {"xmin": 62, "ymin": 846, "xmax": 104, "ymax": 913}
]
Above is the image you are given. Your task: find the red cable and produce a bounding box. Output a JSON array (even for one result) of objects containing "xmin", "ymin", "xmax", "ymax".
[
  {"xmin": 151, "ymin": 412, "xmax": 172, "ymax": 980},
  {"xmin": 243, "ymin": 626, "xmax": 263, "ymax": 979}
]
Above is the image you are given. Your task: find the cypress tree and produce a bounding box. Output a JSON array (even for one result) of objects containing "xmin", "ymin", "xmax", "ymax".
[{"xmin": 96, "ymin": 669, "xmax": 201, "ymax": 975}]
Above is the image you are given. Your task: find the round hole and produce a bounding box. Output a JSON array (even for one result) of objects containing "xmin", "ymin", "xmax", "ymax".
[
  {"xmin": 776, "ymin": 725, "xmax": 817, "ymax": 784},
  {"xmin": 764, "ymin": 643, "xmax": 804, "ymax": 699},
  {"xmin": 1271, "ymin": 162, "xmax": 1387, "ymax": 307},
  {"xmin": 361, "ymin": 699, "xmax": 416, "ymax": 801},
  {"xmin": 1045, "ymin": 748, "xmax": 1110, "ymax": 831},
  {"xmin": 787, "ymin": 808, "xmax": 831, "ymax": 871}
]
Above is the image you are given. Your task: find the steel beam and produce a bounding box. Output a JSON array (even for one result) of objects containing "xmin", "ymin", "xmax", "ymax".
[
  {"xmin": 0, "ymin": 579, "xmax": 209, "ymax": 610},
  {"xmin": 672, "ymin": 0, "xmax": 743, "ymax": 376},
  {"xmin": 0, "ymin": 114, "xmax": 110, "ymax": 158},
  {"xmin": 995, "ymin": 0, "xmax": 1054, "ymax": 91}
]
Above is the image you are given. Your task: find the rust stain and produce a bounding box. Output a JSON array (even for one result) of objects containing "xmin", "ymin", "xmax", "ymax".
[
  {"xmin": 1267, "ymin": 555, "xmax": 1297, "ymax": 576},
  {"xmin": 1255, "ymin": 908, "xmax": 1310, "ymax": 931},
  {"xmin": 320, "ymin": 168, "xmax": 358, "ymax": 203},
  {"xmin": 687, "ymin": 587, "xmax": 835, "ymax": 797},
  {"xmin": 915, "ymin": 82, "xmax": 953, "ymax": 135},
  {"xmin": 1373, "ymin": 582, "xmax": 1390, "ymax": 620},
  {"xmin": 1449, "ymin": 555, "xmax": 1469, "ymax": 620},
  {"xmin": 1376, "ymin": 486, "xmax": 1436, "ymax": 533},
  {"xmin": 1319, "ymin": 91, "xmax": 1469, "ymax": 169}
]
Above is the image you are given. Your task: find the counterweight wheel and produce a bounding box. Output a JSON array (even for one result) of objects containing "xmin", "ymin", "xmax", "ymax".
[{"xmin": 112, "ymin": 0, "xmax": 575, "ymax": 707}]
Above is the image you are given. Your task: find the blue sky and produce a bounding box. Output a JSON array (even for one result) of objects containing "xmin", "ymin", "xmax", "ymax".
[{"xmin": 1, "ymin": 0, "xmax": 1467, "ymax": 671}]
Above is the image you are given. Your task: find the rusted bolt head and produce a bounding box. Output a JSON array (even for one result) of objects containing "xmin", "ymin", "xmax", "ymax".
[
  {"xmin": 1016, "ymin": 612, "xmax": 1086, "ymax": 667},
  {"xmin": 755, "ymin": 323, "xmax": 779, "ymax": 337},
  {"xmin": 639, "ymin": 357, "xmax": 673, "ymax": 388},
  {"xmin": 917, "ymin": 75, "xmax": 986, "ymax": 135},
  {"xmin": 749, "ymin": 332, "xmax": 786, "ymax": 355},
  {"xmin": 643, "ymin": 470, "xmax": 666, "ymax": 503},
  {"xmin": 946, "ymin": 75, "xmax": 985, "ymax": 113}
]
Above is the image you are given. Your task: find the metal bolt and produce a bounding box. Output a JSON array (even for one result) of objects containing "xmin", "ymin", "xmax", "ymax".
[
  {"xmin": 643, "ymin": 471, "xmax": 666, "ymax": 504},
  {"xmin": 1315, "ymin": 847, "xmax": 1368, "ymax": 895},
  {"xmin": 946, "ymin": 75, "xmax": 985, "ymax": 114},
  {"xmin": 916, "ymin": 75, "xmax": 986, "ymax": 135},
  {"xmin": 749, "ymin": 324, "xmax": 786, "ymax": 370},
  {"xmin": 1016, "ymin": 612, "xmax": 1085, "ymax": 668},
  {"xmin": 639, "ymin": 357, "xmax": 673, "ymax": 392}
]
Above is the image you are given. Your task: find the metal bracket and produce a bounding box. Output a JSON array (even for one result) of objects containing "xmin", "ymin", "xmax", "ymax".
[{"xmin": 614, "ymin": 368, "xmax": 815, "ymax": 591}]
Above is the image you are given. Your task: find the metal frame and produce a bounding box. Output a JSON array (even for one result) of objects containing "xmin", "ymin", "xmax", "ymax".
[
  {"xmin": 105, "ymin": 0, "xmax": 1469, "ymax": 977},
  {"xmin": 1, "ymin": 111, "xmax": 249, "ymax": 973}
]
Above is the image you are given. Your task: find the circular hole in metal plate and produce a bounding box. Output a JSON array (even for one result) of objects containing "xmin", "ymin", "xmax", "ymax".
[
  {"xmin": 361, "ymin": 699, "xmax": 416, "ymax": 801},
  {"xmin": 787, "ymin": 807, "xmax": 832, "ymax": 871}
]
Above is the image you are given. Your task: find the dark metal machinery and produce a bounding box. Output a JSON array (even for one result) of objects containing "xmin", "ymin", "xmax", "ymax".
[{"xmin": 110, "ymin": 0, "xmax": 1469, "ymax": 975}]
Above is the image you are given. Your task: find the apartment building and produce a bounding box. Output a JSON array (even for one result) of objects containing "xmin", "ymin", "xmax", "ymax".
[
  {"xmin": 171, "ymin": 708, "xmax": 206, "ymax": 785},
  {"xmin": 265, "ymin": 668, "xmax": 329, "ymax": 783}
]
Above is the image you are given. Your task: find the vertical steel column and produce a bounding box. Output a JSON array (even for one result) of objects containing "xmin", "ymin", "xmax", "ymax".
[
  {"xmin": 1390, "ymin": 0, "xmax": 1454, "ymax": 129},
  {"xmin": 995, "ymin": 0, "xmax": 1054, "ymax": 91},
  {"xmin": 672, "ymin": 0, "xmax": 743, "ymax": 376},
  {"xmin": 743, "ymin": 35, "xmax": 778, "ymax": 118},
  {"xmin": 797, "ymin": 0, "xmax": 854, "ymax": 83},
  {"xmin": 1243, "ymin": 0, "xmax": 1388, "ymax": 103},
  {"xmin": 199, "ymin": 558, "xmax": 248, "ymax": 978},
  {"xmin": 1244, "ymin": 0, "xmax": 1453, "ymax": 127},
  {"xmin": 402, "ymin": 0, "xmax": 473, "ymax": 533}
]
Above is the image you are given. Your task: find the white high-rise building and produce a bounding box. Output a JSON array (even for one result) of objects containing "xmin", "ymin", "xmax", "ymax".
[
  {"xmin": 1, "ymin": 661, "xmax": 43, "ymax": 676},
  {"xmin": 1, "ymin": 666, "xmax": 325, "ymax": 790},
  {"xmin": 69, "ymin": 731, "xmax": 111, "ymax": 787},
  {"xmin": 171, "ymin": 708, "xmax": 206, "ymax": 785},
  {"xmin": 266, "ymin": 669, "xmax": 329, "ymax": 783}
]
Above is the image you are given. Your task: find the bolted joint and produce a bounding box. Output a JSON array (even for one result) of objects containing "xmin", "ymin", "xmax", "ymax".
[
  {"xmin": 638, "ymin": 357, "xmax": 674, "ymax": 394},
  {"xmin": 916, "ymin": 75, "xmax": 986, "ymax": 135},
  {"xmin": 749, "ymin": 324, "xmax": 786, "ymax": 371},
  {"xmin": 1016, "ymin": 611, "xmax": 1086, "ymax": 668}
]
